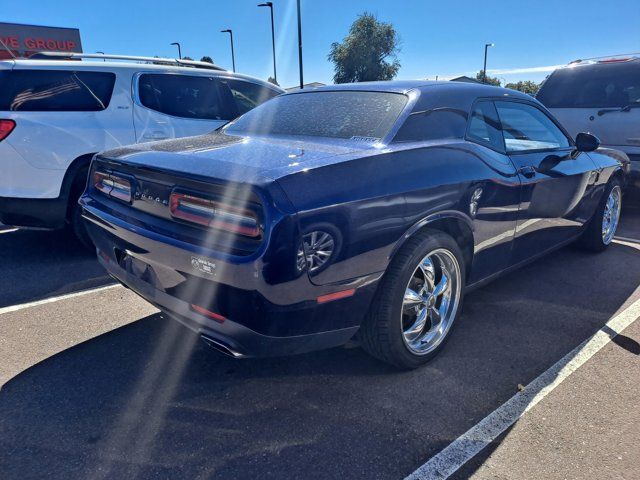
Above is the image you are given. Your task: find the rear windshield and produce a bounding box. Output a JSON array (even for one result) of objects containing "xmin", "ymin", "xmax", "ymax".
[
  {"xmin": 0, "ymin": 70, "xmax": 116, "ymax": 112},
  {"xmin": 224, "ymin": 91, "xmax": 408, "ymax": 140},
  {"xmin": 138, "ymin": 74, "xmax": 280, "ymax": 121},
  {"xmin": 537, "ymin": 61, "xmax": 640, "ymax": 108}
]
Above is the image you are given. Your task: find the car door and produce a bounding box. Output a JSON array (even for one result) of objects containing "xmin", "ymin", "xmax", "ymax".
[
  {"xmin": 133, "ymin": 72, "xmax": 231, "ymax": 143},
  {"xmin": 494, "ymin": 100, "xmax": 599, "ymax": 265}
]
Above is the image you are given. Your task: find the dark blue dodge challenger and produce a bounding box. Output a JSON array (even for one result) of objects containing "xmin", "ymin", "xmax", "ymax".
[{"xmin": 81, "ymin": 81, "xmax": 625, "ymax": 368}]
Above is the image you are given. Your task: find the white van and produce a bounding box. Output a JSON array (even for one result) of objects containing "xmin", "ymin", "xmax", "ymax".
[
  {"xmin": 0, "ymin": 53, "xmax": 283, "ymax": 243},
  {"xmin": 537, "ymin": 56, "xmax": 639, "ymax": 196}
]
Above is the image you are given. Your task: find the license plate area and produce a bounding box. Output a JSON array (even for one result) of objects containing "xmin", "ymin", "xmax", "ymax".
[{"xmin": 115, "ymin": 249, "xmax": 160, "ymax": 287}]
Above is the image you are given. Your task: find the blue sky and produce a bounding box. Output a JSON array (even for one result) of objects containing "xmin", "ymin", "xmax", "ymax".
[{"xmin": 4, "ymin": 0, "xmax": 639, "ymax": 88}]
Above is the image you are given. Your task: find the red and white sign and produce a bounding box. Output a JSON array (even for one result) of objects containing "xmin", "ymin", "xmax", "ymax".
[{"xmin": 0, "ymin": 22, "xmax": 82, "ymax": 60}]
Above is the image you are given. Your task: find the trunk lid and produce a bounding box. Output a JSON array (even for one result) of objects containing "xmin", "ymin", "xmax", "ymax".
[{"xmin": 99, "ymin": 131, "xmax": 373, "ymax": 185}]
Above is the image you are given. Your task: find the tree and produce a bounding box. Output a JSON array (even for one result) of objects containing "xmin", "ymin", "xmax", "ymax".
[
  {"xmin": 182, "ymin": 56, "xmax": 194, "ymax": 61},
  {"xmin": 267, "ymin": 76, "xmax": 280, "ymax": 86},
  {"xmin": 476, "ymin": 70, "xmax": 501, "ymax": 87},
  {"xmin": 200, "ymin": 56, "xmax": 213, "ymax": 64},
  {"xmin": 504, "ymin": 80, "xmax": 540, "ymax": 95},
  {"xmin": 328, "ymin": 12, "xmax": 400, "ymax": 84}
]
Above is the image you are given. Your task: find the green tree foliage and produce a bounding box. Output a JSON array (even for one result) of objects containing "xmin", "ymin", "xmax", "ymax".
[
  {"xmin": 504, "ymin": 80, "xmax": 540, "ymax": 95},
  {"xmin": 476, "ymin": 70, "xmax": 501, "ymax": 86},
  {"xmin": 200, "ymin": 56, "xmax": 214, "ymax": 64},
  {"xmin": 182, "ymin": 56, "xmax": 194, "ymax": 61},
  {"xmin": 267, "ymin": 76, "xmax": 280, "ymax": 86},
  {"xmin": 328, "ymin": 12, "xmax": 400, "ymax": 84}
]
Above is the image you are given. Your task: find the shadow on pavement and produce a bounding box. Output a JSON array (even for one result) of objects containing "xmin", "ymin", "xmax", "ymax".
[{"xmin": 0, "ymin": 229, "xmax": 112, "ymax": 308}]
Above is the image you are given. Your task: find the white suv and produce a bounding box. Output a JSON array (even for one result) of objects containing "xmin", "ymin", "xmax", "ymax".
[
  {"xmin": 0, "ymin": 53, "xmax": 283, "ymax": 243},
  {"xmin": 537, "ymin": 56, "xmax": 639, "ymax": 195}
]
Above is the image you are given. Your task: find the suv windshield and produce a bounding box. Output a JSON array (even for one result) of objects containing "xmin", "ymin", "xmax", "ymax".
[
  {"xmin": 224, "ymin": 91, "xmax": 408, "ymax": 140},
  {"xmin": 537, "ymin": 60, "xmax": 640, "ymax": 108}
]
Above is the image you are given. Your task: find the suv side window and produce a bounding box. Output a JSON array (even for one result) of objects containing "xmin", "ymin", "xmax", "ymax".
[
  {"xmin": 0, "ymin": 70, "xmax": 115, "ymax": 112},
  {"xmin": 219, "ymin": 79, "xmax": 280, "ymax": 116},
  {"xmin": 138, "ymin": 74, "xmax": 230, "ymax": 120},
  {"xmin": 494, "ymin": 101, "xmax": 570, "ymax": 152},
  {"xmin": 467, "ymin": 101, "xmax": 504, "ymax": 151}
]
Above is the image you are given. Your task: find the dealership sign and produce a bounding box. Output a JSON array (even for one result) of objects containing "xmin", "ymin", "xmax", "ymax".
[{"xmin": 0, "ymin": 22, "xmax": 82, "ymax": 59}]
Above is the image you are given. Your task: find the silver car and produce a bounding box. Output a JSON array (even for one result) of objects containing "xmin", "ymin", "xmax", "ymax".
[{"xmin": 537, "ymin": 56, "xmax": 639, "ymax": 195}]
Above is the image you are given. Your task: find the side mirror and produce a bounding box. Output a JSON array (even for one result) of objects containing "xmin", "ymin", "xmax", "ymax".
[{"xmin": 575, "ymin": 132, "xmax": 600, "ymax": 152}]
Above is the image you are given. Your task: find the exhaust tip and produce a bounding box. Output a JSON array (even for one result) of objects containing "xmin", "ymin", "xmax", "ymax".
[{"xmin": 200, "ymin": 334, "xmax": 245, "ymax": 358}]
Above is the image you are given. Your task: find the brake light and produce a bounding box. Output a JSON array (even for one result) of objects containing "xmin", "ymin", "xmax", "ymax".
[
  {"xmin": 598, "ymin": 57, "xmax": 632, "ymax": 63},
  {"xmin": 170, "ymin": 192, "xmax": 260, "ymax": 237},
  {"xmin": 93, "ymin": 171, "xmax": 132, "ymax": 203},
  {"xmin": 0, "ymin": 120, "xmax": 16, "ymax": 142}
]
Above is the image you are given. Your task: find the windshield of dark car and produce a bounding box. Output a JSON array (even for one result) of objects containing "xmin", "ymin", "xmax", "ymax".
[
  {"xmin": 224, "ymin": 90, "xmax": 408, "ymax": 140},
  {"xmin": 537, "ymin": 61, "xmax": 640, "ymax": 108}
]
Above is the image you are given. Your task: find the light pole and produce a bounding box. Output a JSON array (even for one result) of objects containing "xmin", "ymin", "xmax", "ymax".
[
  {"xmin": 170, "ymin": 42, "xmax": 182, "ymax": 59},
  {"xmin": 221, "ymin": 29, "xmax": 236, "ymax": 72},
  {"xmin": 258, "ymin": 2, "xmax": 277, "ymax": 84},
  {"xmin": 296, "ymin": 0, "xmax": 303, "ymax": 89},
  {"xmin": 96, "ymin": 51, "xmax": 106, "ymax": 62},
  {"xmin": 483, "ymin": 43, "xmax": 494, "ymax": 83}
]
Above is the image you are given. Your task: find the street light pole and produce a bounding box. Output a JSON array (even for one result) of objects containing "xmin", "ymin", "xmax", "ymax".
[
  {"xmin": 221, "ymin": 29, "xmax": 236, "ymax": 72},
  {"xmin": 170, "ymin": 42, "xmax": 182, "ymax": 59},
  {"xmin": 483, "ymin": 43, "xmax": 494, "ymax": 83},
  {"xmin": 297, "ymin": 0, "xmax": 303, "ymax": 89},
  {"xmin": 258, "ymin": 2, "xmax": 277, "ymax": 84}
]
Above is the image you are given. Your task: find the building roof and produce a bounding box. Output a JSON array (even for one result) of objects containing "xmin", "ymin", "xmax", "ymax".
[{"xmin": 284, "ymin": 82, "xmax": 326, "ymax": 92}]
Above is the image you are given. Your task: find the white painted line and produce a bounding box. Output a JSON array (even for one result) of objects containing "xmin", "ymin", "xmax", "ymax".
[
  {"xmin": 0, "ymin": 284, "xmax": 121, "ymax": 315},
  {"xmin": 406, "ymin": 297, "xmax": 640, "ymax": 480},
  {"xmin": 614, "ymin": 235, "xmax": 640, "ymax": 244}
]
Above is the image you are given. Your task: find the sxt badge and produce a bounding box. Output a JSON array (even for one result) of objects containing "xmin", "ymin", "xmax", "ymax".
[{"xmin": 191, "ymin": 256, "xmax": 216, "ymax": 276}]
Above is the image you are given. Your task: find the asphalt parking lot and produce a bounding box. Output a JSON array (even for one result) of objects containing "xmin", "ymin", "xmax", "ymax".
[{"xmin": 1, "ymin": 205, "xmax": 639, "ymax": 480}]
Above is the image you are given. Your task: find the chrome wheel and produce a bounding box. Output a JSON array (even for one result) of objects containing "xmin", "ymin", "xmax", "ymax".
[
  {"xmin": 602, "ymin": 186, "xmax": 621, "ymax": 245},
  {"xmin": 401, "ymin": 248, "xmax": 461, "ymax": 355},
  {"xmin": 297, "ymin": 230, "xmax": 335, "ymax": 273}
]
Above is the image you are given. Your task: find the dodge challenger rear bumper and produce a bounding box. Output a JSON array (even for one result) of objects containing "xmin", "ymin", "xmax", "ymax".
[{"xmin": 81, "ymin": 200, "xmax": 380, "ymax": 357}]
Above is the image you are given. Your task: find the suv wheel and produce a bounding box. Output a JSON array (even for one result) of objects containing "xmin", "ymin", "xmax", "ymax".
[
  {"xmin": 68, "ymin": 168, "xmax": 93, "ymax": 250},
  {"xmin": 360, "ymin": 229, "xmax": 465, "ymax": 369}
]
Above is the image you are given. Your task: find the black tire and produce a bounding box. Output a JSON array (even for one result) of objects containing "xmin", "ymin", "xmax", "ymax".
[
  {"xmin": 360, "ymin": 229, "xmax": 466, "ymax": 369},
  {"xmin": 68, "ymin": 168, "xmax": 93, "ymax": 250},
  {"xmin": 71, "ymin": 200, "xmax": 93, "ymax": 250},
  {"xmin": 578, "ymin": 178, "xmax": 623, "ymax": 252}
]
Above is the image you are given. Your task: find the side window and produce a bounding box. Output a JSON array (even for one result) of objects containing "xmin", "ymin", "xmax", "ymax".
[
  {"xmin": 219, "ymin": 79, "xmax": 280, "ymax": 116},
  {"xmin": 467, "ymin": 101, "xmax": 504, "ymax": 151},
  {"xmin": 393, "ymin": 108, "xmax": 468, "ymax": 143},
  {"xmin": 0, "ymin": 70, "xmax": 115, "ymax": 112},
  {"xmin": 494, "ymin": 101, "xmax": 570, "ymax": 152},
  {"xmin": 138, "ymin": 74, "xmax": 230, "ymax": 120}
]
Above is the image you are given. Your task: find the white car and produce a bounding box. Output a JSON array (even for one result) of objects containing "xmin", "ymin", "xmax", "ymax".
[
  {"xmin": 537, "ymin": 55, "xmax": 639, "ymax": 195},
  {"xmin": 0, "ymin": 53, "xmax": 283, "ymax": 244}
]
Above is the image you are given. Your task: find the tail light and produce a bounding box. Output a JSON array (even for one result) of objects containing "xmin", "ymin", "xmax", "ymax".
[
  {"xmin": 0, "ymin": 120, "xmax": 16, "ymax": 142},
  {"xmin": 93, "ymin": 171, "xmax": 132, "ymax": 203},
  {"xmin": 170, "ymin": 192, "xmax": 260, "ymax": 237}
]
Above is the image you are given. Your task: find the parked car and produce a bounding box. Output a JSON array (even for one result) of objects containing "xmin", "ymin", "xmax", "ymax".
[
  {"xmin": 0, "ymin": 53, "xmax": 283, "ymax": 245},
  {"xmin": 80, "ymin": 81, "xmax": 625, "ymax": 368},
  {"xmin": 537, "ymin": 55, "xmax": 639, "ymax": 196}
]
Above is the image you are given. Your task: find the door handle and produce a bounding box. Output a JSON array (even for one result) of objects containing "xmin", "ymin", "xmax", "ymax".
[{"xmin": 518, "ymin": 166, "xmax": 537, "ymax": 178}]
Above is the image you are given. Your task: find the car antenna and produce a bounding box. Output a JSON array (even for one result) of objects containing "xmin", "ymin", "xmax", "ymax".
[{"xmin": 0, "ymin": 38, "xmax": 17, "ymax": 59}]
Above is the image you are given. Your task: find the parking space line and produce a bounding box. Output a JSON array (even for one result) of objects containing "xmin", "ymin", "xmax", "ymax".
[
  {"xmin": 614, "ymin": 235, "xmax": 640, "ymax": 244},
  {"xmin": 0, "ymin": 284, "xmax": 121, "ymax": 315},
  {"xmin": 406, "ymin": 297, "xmax": 640, "ymax": 480}
]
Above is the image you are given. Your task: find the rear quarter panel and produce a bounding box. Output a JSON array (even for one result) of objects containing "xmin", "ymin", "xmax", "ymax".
[{"xmin": 277, "ymin": 140, "xmax": 521, "ymax": 286}]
